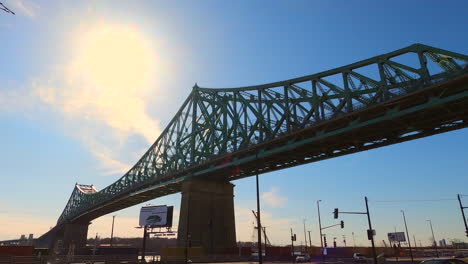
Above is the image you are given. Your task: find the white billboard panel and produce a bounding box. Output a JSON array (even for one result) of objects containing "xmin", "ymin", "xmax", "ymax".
[{"xmin": 139, "ymin": 205, "xmax": 172, "ymax": 227}]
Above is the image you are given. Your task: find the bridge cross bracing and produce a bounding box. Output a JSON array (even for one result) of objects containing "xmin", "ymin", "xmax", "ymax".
[{"xmin": 53, "ymin": 43, "xmax": 467, "ymax": 229}]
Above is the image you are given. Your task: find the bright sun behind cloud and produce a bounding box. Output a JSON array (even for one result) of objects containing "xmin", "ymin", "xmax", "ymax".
[
  {"xmin": 76, "ymin": 24, "xmax": 154, "ymax": 92},
  {"xmin": 29, "ymin": 23, "xmax": 162, "ymax": 174}
]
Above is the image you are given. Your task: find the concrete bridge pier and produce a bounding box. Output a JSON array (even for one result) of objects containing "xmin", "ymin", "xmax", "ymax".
[
  {"xmin": 39, "ymin": 223, "xmax": 89, "ymax": 255},
  {"xmin": 61, "ymin": 223, "xmax": 89, "ymax": 254},
  {"xmin": 177, "ymin": 178, "xmax": 237, "ymax": 254}
]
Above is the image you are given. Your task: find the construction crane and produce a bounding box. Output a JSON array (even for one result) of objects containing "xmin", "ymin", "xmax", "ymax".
[{"xmin": 252, "ymin": 210, "xmax": 272, "ymax": 246}]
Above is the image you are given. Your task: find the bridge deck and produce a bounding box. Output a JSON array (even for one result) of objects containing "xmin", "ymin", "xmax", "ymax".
[{"xmin": 37, "ymin": 43, "xmax": 468, "ymax": 243}]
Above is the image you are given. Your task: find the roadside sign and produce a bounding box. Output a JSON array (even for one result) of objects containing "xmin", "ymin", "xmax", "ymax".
[
  {"xmin": 387, "ymin": 232, "xmax": 406, "ymax": 242},
  {"xmin": 139, "ymin": 205, "xmax": 173, "ymax": 227}
]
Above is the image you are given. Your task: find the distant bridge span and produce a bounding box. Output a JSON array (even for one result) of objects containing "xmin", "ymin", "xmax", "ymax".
[{"xmin": 37, "ymin": 43, "xmax": 468, "ymax": 251}]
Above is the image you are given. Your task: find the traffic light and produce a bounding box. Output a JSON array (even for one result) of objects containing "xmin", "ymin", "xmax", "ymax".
[
  {"xmin": 340, "ymin": 220, "xmax": 344, "ymax": 229},
  {"xmin": 323, "ymin": 236, "xmax": 328, "ymax": 247},
  {"xmin": 293, "ymin": 234, "xmax": 297, "ymax": 241},
  {"xmin": 333, "ymin": 208, "xmax": 339, "ymax": 219}
]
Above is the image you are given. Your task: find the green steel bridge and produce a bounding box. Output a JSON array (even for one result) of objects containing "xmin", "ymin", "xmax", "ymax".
[{"xmin": 37, "ymin": 43, "xmax": 468, "ymax": 247}]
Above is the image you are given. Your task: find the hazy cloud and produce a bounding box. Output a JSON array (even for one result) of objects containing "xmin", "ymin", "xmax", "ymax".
[{"xmin": 261, "ymin": 187, "xmax": 288, "ymax": 208}]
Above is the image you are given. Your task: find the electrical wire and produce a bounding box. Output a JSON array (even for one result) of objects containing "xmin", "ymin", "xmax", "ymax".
[
  {"xmin": 371, "ymin": 198, "xmax": 456, "ymax": 203},
  {"xmin": 0, "ymin": 2, "xmax": 15, "ymax": 14}
]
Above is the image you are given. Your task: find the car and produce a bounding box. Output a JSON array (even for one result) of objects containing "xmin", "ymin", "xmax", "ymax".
[
  {"xmin": 454, "ymin": 252, "xmax": 468, "ymax": 259},
  {"xmin": 296, "ymin": 254, "xmax": 311, "ymax": 263},
  {"xmin": 353, "ymin": 253, "xmax": 367, "ymax": 263},
  {"xmin": 420, "ymin": 258, "xmax": 466, "ymax": 264}
]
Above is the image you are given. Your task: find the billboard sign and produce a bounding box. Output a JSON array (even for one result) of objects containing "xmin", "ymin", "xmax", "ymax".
[
  {"xmin": 139, "ymin": 205, "xmax": 173, "ymax": 227},
  {"xmin": 387, "ymin": 232, "xmax": 406, "ymax": 242}
]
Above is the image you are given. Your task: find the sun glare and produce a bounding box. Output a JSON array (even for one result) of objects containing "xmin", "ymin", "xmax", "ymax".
[{"xmin": 76, "ymin": 25, "xmax": 154, "ymax": 91}]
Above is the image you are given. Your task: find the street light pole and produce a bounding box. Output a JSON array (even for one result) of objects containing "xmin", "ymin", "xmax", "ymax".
[
  {"xmin": 427, "ymin": 220, "xmax": 439, "ymax": 258},
  {"xmin": 303, "ymin": 219, "xmax": 308, "ymax": 251},
  {"xmin": 308, "ymin": 231, "xmax": 312, "ymax": 248},
  {"xmin": 401, "ymin": 210, "xmax": 414, "ymax": 263},
  {"xmin": 457, "ymin": 194, "xmax": 468, "ymax": 237},
  {"xmin": 317, "ymin": 200, "xmax": 323, "ymax": 250},
  {"xmin": 110, "ymin": 215, "xmax": 115, "ymax": 247},
  {"xmin": 255, "ymin": 154, "xmax": 263, "ymax": 264},
  {"xmin": 352, "ymin": 232, "xmax": 356, "ymax": 249}
]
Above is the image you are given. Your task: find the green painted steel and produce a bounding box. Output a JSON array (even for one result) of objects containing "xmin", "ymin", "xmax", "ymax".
[{"xmin": 57, "ymin": 43, "xmax": 468, "ymax": 226}]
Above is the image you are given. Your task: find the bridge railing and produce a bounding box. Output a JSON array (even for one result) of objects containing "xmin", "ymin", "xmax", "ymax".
[{"xmin": 57, "ymin": 43, "xmax": 468, "ymax": 225}]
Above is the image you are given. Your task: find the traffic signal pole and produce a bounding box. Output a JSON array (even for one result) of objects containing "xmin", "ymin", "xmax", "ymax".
[
  {"xmin": 317, "ymin": 200, "xmax": 323, "ymax": 249},
  {"xmin": 365, "ymin": 197, "xmax": 378, "ymax": 264},
  {"xmin": 457, "ymin": 194, "xmax": 468, "ymax": 237},
  {"xmin": 334, "ymin": 197, "xmax": 377, "ymax": 264}
]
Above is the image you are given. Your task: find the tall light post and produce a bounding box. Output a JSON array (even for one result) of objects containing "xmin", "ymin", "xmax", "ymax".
[
  {"xmin": 352, "ymin": 232, "xmax": 356, "ymax": 249},
  {"xmin": 317, "ymin": 200, "xmax": 323, "ymax": 250},
  {"xmin": 401, "ymin": 210, "xmax": 413, "ymax": 263},
  {"xmin": 110, "ymin": 215, "xmax": 116, "ymax": 247},
  {"xmin": 255, "ymin": 154, "xmax": 263, "ymax": 264},
  {"xmin": 303, "ymin": 219, "xmax": 308, "ymax": 251},
  {"xmin": 457, "ymin": 194, "xmax": 468, "ymax": 237},
  {"xmin": 426, "ymin": 220, "xmax": 439, "ymax": 258}
]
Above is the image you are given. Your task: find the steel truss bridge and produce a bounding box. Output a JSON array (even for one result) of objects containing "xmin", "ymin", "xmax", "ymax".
[{"xmin": 39, "ymin": 43, "xmax": 467, "ymax": 241}]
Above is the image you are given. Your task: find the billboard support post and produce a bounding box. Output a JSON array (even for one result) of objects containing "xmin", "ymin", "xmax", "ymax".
[{"xmin": 141, "ymin": 226, "xmax": 148, "ymax": 262}]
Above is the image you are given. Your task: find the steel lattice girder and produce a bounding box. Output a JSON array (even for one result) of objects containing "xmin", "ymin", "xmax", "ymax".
[{"xmin": 55, "ymin": 43, "xmax": 468, "ymax": 226}]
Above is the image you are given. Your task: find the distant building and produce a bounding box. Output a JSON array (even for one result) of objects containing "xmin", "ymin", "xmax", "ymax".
[
  {"xmin": 452, "ymin": 242, "xmax": 468, "ymax": 248},
  {"xmin": 439, "ymin": 239, "xmax": 446, "ymax": 247}
]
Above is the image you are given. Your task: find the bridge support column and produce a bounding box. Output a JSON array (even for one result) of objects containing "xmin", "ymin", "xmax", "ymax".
[
  {"xmin": 62, "ymin": 223, "xmax": 89, "ymax": 254},
  {"xmin": 177, "ymin": 179, "xmax": 236, "ymax": 253}
]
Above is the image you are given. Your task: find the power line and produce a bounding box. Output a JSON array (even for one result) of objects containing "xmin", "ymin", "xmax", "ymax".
[
  {"xmin": 371, "ymin": 198, "xmax": 456, "ymax": 203},
  {"xmin": 0, "ymin": 2, "xmax": 15, "ymax": 14}
]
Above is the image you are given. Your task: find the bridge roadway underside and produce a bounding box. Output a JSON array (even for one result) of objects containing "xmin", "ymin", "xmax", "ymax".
[
  {"xmin": 67, "ymin": 73, "xmax": 468, "ymax": 225},
  {"xmin": 41, "ymin": 73, "xmax": 468, "ymax": 252}
]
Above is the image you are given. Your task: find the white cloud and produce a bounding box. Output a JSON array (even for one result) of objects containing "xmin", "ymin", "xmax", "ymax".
[
  {"xmin": 7, "ymin": 0, "xmax": 39, "ymax": 18},
  {"xmin": 235, "ymin": 205, "xmax": 296, "ymax": 245},
  {"xmin": 261, "ymin": 187, "xmax": 288, "ymax": 208},
  {"xmin": 0, "ymin": 24, "xmax": 163, "ymax": 176}
]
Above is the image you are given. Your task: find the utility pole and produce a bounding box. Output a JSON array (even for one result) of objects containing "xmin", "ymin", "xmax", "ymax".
[
  {"xmin": 308, "ymin": 231, "xmax": 312, "ymax": 248},
  {"xmin": 263, "ymin": 227, "xmax": 268, "ymax": 251},
  {"xmin": 317, "ymin": 200, "xmax": 323, "ymax": 251},
  {"xmin": 426, "ymin": 220, "xmax": 439, "ymax": 258},
  {"xmin": 365, "ymin": 197, "xmax": 378, "ymax": 264},
  {"xmin": 413, "ymin": 235, "xmax": 417, "ymax": 251},
  {"xmin": 457, "ymin": 194, "xmax": 468, "ymax": 237},
  {"xmin": 303, "ymin": 219, "xmax": 308, "ymax": 251},
  {"xmin": 110, "ymin": 215, "xmax": 116, "ymax": 247},
  {"xmin": 255, "ymin": 155, "xmax": 263, "ymax": 264},
  {"xmin": 352, "ymin": 232, "xmax": 356, "ymax": 249},
  {"xmin": 401, "ymin": 210, "xmax": 414, "ymax": 263},
  {"xmin": 291, "ymin": 228, "xmax": 295, "ymax": 259}
]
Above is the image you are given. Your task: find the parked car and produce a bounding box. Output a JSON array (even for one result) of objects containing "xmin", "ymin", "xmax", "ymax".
[
  {"xmin": 454, "ymin": 252, "xmax": 468, "ymax": 259},
  {"xmin": 420, "ymin": 258, "xmax": 466, "ymax": 264},
  {"xmin": 353, "ymin": 253, "xmax": 367, "ymax": 263},
  {"xmin": 296, "ymin": 254, "xmax": 311, "ymax": 263}
]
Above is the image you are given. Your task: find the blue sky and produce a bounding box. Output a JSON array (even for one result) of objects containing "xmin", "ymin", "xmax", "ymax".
[{"xmin": 0, "ymin": 0, "xmax": 467, "ymax": 246}]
